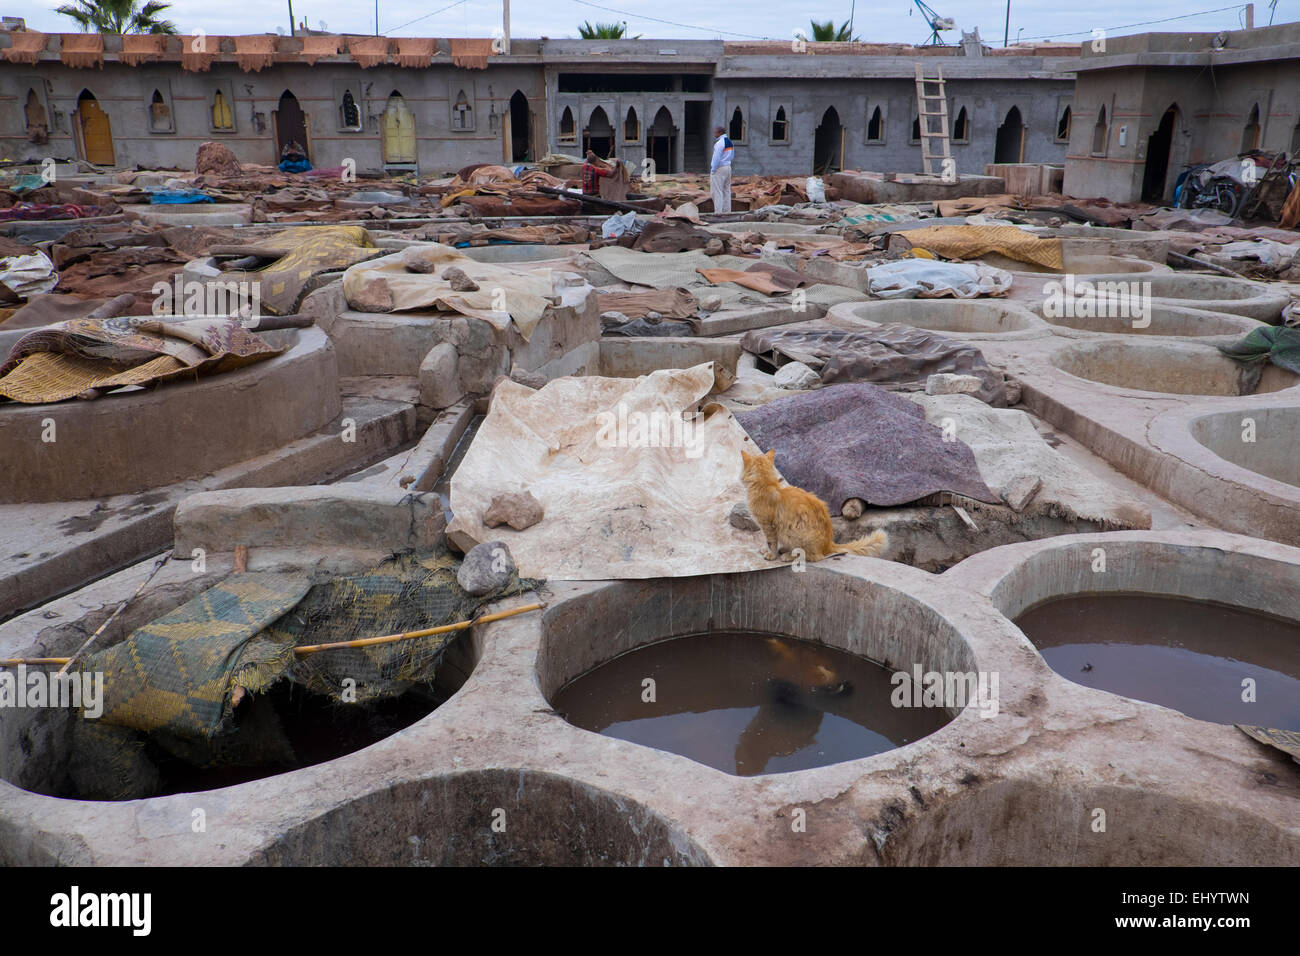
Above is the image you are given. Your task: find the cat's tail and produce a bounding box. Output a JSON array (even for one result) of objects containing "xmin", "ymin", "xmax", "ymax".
[{"xmin": 832, "ymin": 529, "xmax": 888, "ymax": 558}]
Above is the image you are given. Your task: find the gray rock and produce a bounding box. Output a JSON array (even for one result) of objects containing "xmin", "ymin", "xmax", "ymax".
[
  {"xmin": 704, "ymin": 237, "xmax": 725, "ymax": 256},
  {"xmin": 729, "ymin": 501, "xmax": 760, "ymax": 531},
  {"xmin": 600, "ymin": 310, "xmax": 631, "ymax": 326},
  {"xmin": 457, "ymin": 540, "xmax": 516, "ymax": 596},
  {"xmin": 925, "ymin": 373, "xmax": 983, "ymax": 396},
  {"xmin": 441, "ymin": 266, "xmax": 481, "ymax": 292},
  {"xmin": 645, "ymin": 311, "xmax": 663, "ymax": 324},
  {"xmin": 483, "ymin": 490, "xmax": 545, "ymax": 530},
  {"xmin": 1001, "ymin": 475, "xmax": 1043, "ymax": 513},
  {"xmin": 701, "ymin": 294, "xmax": 723, "ymax": 312},
  {"xmin": 773, "ymin": 361, "xmax": 821, "ymax": 389},
  {"xmin": 508, "ymin": 364, "xmax": 547, "ymax": 390}
]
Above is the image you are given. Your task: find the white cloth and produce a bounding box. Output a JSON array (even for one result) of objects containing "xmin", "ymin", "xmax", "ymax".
[{"xmin": 710, "ymin": 164, "xmax": 732, "ymax": 214}]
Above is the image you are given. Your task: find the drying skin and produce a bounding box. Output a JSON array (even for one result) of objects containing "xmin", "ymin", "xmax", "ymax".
[{"xmin": 740, "ymin": 449, "xmax": 888, "ymax": 562}]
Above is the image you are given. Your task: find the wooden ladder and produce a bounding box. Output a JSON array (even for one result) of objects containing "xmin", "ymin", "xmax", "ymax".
[{"xmin": 914, "ymin": 63, "xmax": 950, "ymax": 177}]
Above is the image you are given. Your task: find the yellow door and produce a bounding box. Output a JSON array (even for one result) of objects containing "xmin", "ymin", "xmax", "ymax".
[
  {"xmin": 78, "ymin": 98, "xmax": 115, "ymax": 166},
  {"xmin": 382, "ymin": 99, "xmax": 416, "ymax": 164}
]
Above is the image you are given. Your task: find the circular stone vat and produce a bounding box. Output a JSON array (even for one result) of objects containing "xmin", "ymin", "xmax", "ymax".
[
  {"xmin": 552, "ymin": 630, "xmax": 949, "ymax": 775},
  {"xmin": 0, "ymin": 328, "xmax": 341, "ymax": 503},
  {"xmin": 1017, "ymin": 594, "xmax": 1300, "ymax": 727},
  {"xmin": 0, "ymin": 616, "xmax": 476, "ymax": 803},
  {"xmin": 962, "ymin": 535, "xmax": 1300, "ymax": 731},
  {"xmin": 254, "ymin": 769, "xmax": 711, "ymax": 865},
  {"xmin": 1136, "ymin": 273, "xmax": 1286, "ymax": 322},
  {"xmin": 538, "ymin": 568, "xmax": 975, "ymax": 776},
  {"xmin": 707, "ymin": 221, "xmax": 824, "ymax": 236},
  {"xmin": 1035, "ymin": 300, "xmax": 1262, "ymax": 337},
  {"xmin": 1050, "ymin": 339, "xmax": 1300, "ymax": 395},
  {"xmin": 1190, "ymin": 407, "xmax": 1300, "ymax": 488},
  {"xmin": 1002, "ymin": 254, "xmax": 1172, "ymax": 276},
  {"xmin": 825, "ymin": 298, "xmax": 1045, "ymax": 336}
]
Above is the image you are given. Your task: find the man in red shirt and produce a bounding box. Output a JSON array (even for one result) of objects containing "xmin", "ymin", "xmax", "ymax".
[{"xmin": 583, "ymin": 150, "xmax": 615, "ymax": 195}]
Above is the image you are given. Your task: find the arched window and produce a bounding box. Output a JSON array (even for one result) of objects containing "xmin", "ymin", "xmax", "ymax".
[
  {"xmin": 623, "ymin": 106, "xmax": 640, "ymax": 141},
  {"xmin": 866, "ymin": 106, "xmax": 882, "ymax": 142},
  {"xmin": 771, "ymin": 105, "xmax": 788, "ymax": 142},
  {"xmin": 729, "ymin": 106, "xmax": 744, "ymax": 142},
  {"xmin": 1241, "ymin": 103, "xmax": 1260, "ymax": 152},
  {"xmin": 1091, "ymin": 105, "xmax": 1108, "ymax": 155},
  {"xmin": 911, "ymin": 115, "xmax": 921, "ymax": 142},
  {"xmin": 952, "ymin": 106, "xmax": 969, "ymax": 142},
  {"xmin": 1291, "ymin": 115, "xmax": 1300, "ymax": 155},
  {"xmin": 1056, "ymin": 105, "xmax": 1071, "ymax": 142},
  {"xmin": 149, "ymin": 89, "xmax": 171, "ymax": 132},
  {"xmin": 340, "ymin": 89, "xmax": 361, "ymax": 129},
  {"xmin": 558, "ymin": 105, "xmax": 576, "ymax": 143},
  {"xmin": 212, "ymin": 89, "xmax": 233, "ymax": 130}
]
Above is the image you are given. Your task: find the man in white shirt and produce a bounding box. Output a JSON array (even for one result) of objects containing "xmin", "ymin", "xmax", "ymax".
[{"xmin": 710, "ymin": 125, "xmax": 733, "ymax": 213}]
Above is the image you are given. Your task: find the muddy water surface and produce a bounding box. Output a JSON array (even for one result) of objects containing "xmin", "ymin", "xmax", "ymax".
[
  {"xmin": 1016, "ymin": 593, "xmax": 1300, "ymax": 728},
  {"xmin": 552, "ymin": 631, "xmax": 951, "ymax": 776}
]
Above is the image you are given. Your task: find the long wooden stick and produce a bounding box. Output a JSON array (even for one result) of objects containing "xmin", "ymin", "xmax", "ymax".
[
  {"xmin": 57, "ymin": 553, "xmax": 169, "ymax": 676},
  {"xmin": 292, "ymin": 602, "xmax": 543, "ymax": 656},
  {"xmin": 1, "ymin": 602, "xmax": 543, "ymax": 668}
]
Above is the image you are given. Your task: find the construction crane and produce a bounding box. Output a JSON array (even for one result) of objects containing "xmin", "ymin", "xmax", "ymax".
[{"xmin": 911, "ymin": 0, "xmax": 955, "ymax": 45}]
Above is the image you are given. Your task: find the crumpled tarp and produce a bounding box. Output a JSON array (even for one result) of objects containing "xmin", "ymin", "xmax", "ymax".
[
  {"xmin": 910, "ymin": 393, "xmax": 1153, "ymax": 529},
  {"xmin": 697, "ymin": 262, "xmax": 815, "ymax": 295},
  {"xmin": 898, "ymin": 224, "xmax": 1064, "ymax": 270},
  {"xmin": 0, "ymin": 251, "xmax": 57, "ymax": 297},
  {"xmin": 735, "ymin": 383, "xmax": 998, "ymax": 514},
  {"xmin": 1218, "ymin": 325, "xmax": 1300, "ymax": 375},
  {"xmin": 342, "ymin": 242, "xmax": 559, "ymax": 340},
  {"xmin": 214, "ymin": 224, "xmax": 380, "ymax": 315},
  {"xmin": 632, "ymin": 219, "xmax": 712, "ymax": 252},
  {"xmin": 447, "ymin": 363, "xmax": 784, "ymax": 579},
  {"xmin": 597, "ymin": 287, "xmax": 698, "ymax": 319},
  {"xmin": 0, "ymin": 315, "xmax": 283, "ymax": 403},
  {"xmin": 740, "ymin": 322, "xmax": 1007, "ymax": 405},
  {"xmin": 867, "ymin": 259, "xmax": 1013, "ymax": 298}
]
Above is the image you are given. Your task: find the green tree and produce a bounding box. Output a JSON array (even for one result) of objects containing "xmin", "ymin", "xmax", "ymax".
[
  {"xmin": 808, "ymin": 18, "xmax": 856, "ymax": 41},
  {"xmin": 577, "ymin": 20, "xmax": 640, "ymax": 39},
  {"xmin": 55, "ymin": 0, "xmax": 179, "ymax": 34}
]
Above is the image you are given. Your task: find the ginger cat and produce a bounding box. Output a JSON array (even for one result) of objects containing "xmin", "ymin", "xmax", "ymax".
[{"xmin": 740, "ymin": 448, "xmax": 888, "ymax": 563}]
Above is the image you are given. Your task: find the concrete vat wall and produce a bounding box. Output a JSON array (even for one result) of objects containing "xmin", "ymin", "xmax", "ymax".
[{"xmin": 0, "ymin": 328, "xmax": 342, "ymax": 503}]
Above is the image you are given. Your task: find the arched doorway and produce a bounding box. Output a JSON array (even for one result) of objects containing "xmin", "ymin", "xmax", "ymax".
[
  {"xmin": 648, "ymin": 106, "xmax": 676, "ymax": 174},
  {"xmin": 813, "ymin": 106, "xmax": 842, "ymax": 174},
  {"xmin": 584, "ymin": 106, "xmax": 613, "ymax": 157},
  {"xmin": 508, "ymin": 90, "xmax": 531, "ymax": 163},
  {"xmin": 994, "ymin": 106, "xmax": 1023, "ymax": 164},
  {"xmin": 273, "ymin": 90, "xmax": 309, "ymax": 162},
  {"xmin": 382, "ymin": 91, "xmax": 416, "ymax": 166},
  {"xmin": 75, "ymin": 90, "xmax": 114, "ymax": 166},
  {"xmin": 1142, "ymin": 105, "xmax": 1178, "ymax": 203}
]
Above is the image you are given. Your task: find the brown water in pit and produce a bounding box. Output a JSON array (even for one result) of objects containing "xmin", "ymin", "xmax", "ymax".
[
  {"xmin": 551, "ymin": 631, "xmax": 951, "ymax": 776},
  {"xmin": 1016, "ymin": 594, "xmax": 1300, "ymax": 729}
]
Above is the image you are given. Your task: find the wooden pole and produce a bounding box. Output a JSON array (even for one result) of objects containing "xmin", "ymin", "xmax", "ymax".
[
  {"xmin": 2, "ymin": 603, "xmax": 544, "ymax": 668},
  {"xmin": 293, "ymin": 602, "xmax": 542, "ymax": 655}
]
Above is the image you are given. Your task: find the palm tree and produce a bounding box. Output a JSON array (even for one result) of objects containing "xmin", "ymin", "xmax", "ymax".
[
  {"xmin": 55, "ymin": 0, "xmax": 179, "ymax": 34},
  {"xmin": 577, "ymin": 20, "xmax": 640, "ymax": 39},
  {"xmin": 809, "ymin": 18, "xmax": 856, "ymax": 41}
]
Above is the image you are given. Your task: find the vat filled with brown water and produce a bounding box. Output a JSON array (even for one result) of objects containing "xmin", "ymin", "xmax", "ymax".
[
  {"xmin": 551, "ymin": 630, "xmax": 951, "ymax": 776},
  {"xmin": 1015, "ymin": 593, "xmax": 1300, "ymax": 728}
]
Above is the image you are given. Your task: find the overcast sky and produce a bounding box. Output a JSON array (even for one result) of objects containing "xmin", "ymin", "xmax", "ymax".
[{"xmin": 21, "ymin": 0, "xmax": 1286, "ymax": 45}]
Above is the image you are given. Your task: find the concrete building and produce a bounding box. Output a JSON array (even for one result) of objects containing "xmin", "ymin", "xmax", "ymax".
[
  {"xmin": 1062, "ymin": 21, "xmax": 1300, "ymax": 203},
  {"xmin": 1, "ymin": 28, "xmax": 1078, "ymax": 178}
]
